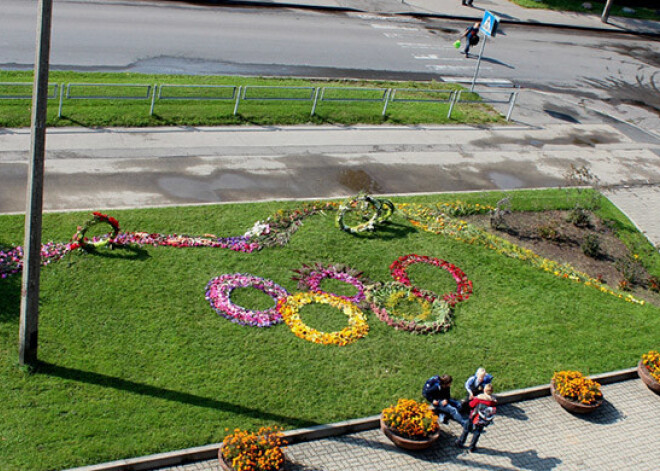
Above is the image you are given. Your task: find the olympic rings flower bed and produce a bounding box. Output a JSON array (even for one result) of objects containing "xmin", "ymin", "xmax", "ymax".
[
  {"xmin": 205, "ymin": 273, "xmax": 289, "ymax": 327},
  {"xmin": 390, "ymin": 254, "xmax": 473, "ymax": 306},
  {"xmin": 277, "ymin": 292, "xmax": 369, "ymax": 346}
]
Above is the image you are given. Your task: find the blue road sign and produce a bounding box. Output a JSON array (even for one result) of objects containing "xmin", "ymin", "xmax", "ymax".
[{"xmin": 480, "ymin": 11, "xmax": 500, "ymax": 37}]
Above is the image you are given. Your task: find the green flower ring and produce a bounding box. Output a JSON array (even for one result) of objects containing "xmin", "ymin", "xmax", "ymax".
[
  {"xmin": 367, "ymin": 282, "xmax": 453, "ymax": 334},
  {"xmin": 277, "ymin": 291, "xmax": 369, "ymax": 346},
  {"xmin": 336, "ymin": 194, "xmax": 395, "ymax": 234},
  {"xmin": 72, "ymin": 212, "xmax": 120, "ymax": 250}
]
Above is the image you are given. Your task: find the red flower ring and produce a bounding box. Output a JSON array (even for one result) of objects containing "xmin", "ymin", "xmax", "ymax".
[{"xmin": 390, "ymin": 254, "xmax": 473, "ymax": 306}]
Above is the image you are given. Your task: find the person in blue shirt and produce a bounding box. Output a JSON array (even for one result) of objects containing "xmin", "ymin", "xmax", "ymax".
[
  {"xmin": 426, "ymin": 374, "xmax": 468, "ymax": 427},
  {"xmin": 465, "ymin": 367, "xmax": 493, "ymax": 400}
]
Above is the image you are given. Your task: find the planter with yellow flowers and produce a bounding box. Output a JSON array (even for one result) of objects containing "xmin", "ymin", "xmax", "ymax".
[
  {"xmin": 550, "ymin": 371, "xmax": 603, "ymax": 414},
  {"xmin": 218, "ymin": 427, "xmax": 287, "ymax": 471},
  {"xmin": 638, "ymin": 350, "xmax": 660, "ymax": 394},
  {"xmin": 380, "ymin": 398, "xmax": 441, "ymax": 450}
]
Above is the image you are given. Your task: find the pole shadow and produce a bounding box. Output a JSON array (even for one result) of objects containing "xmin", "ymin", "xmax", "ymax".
[{"xmin": 36, "ymin": 361, "xmax": 319, "ymax": 429}]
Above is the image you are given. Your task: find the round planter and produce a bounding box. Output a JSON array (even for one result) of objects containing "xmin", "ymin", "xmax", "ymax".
[
  {"xmin": 379, "ymin": 414, "xmax": 441, "ymax": 450},
  {"xmin": 550, "ymin": 381, "xmax": 603, "ymax": 414},
  {"xmin": 218, "ymin": 443, "xmax": 284, "ymax": 471},
  {"xmin": 638, "ymin": 360, "xmax": 660, "ymax": 394}
]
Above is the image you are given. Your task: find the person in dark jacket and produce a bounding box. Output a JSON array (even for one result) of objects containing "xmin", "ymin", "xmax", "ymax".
[
  {"xmin": 465, "ymin": 367, "xmax": 494, "ymax": 400},
  {"xmin": 426, "ymin": 374, "xmax": 467, "ymax": 427},
  {"xmin": 455, "ymin": 384, "xmax": 497, "ymax": 452},
  {"xmin": 459, "ymin": 22, "xmax": 481, "ymax": 57}
]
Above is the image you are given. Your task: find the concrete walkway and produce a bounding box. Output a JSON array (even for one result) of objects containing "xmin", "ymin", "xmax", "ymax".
[
  {"xmin": 225, "ymin": 0, "xmax": 660, "ymax": 35},
  {"xmin": 157, "ymin": 379, "xmax": 660, "ymax": 471}
]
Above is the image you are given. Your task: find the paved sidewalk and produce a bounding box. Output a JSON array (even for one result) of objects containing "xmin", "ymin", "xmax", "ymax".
[
  {"xmin": 158, "ymin": 379, "xmax": 660, "ymax": 471},
  {"xmin": 225, "ymin": 0, "xmax": 660, "ymax": 35}
]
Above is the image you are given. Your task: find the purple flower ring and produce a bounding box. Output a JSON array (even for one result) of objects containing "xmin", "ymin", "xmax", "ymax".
[
  {"xmin": 292, "ymin": 263, "xmax": 369, "ymax": 305},
  {"xmin": 205, "ymin": 273, "xmax": 289, "ymax": 327}
]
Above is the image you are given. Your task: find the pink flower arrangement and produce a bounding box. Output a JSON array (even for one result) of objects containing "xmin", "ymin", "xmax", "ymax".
[
  {"xmin": 292, "ymin": 263, "xmax": 370, "ymax": 305},
  {"xmin": 206, "ymin": 273, "xmax": 290, "ymax": 327}
]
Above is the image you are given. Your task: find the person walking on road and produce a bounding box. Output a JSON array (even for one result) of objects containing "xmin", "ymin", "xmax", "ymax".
[{"xmin": 460, "ymin": 21, "xmax": 481, "ymax": 57}]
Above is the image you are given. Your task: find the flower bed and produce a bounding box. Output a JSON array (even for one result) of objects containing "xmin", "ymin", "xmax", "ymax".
[
  {"xmin": 641, "ymin": 350, "xmax": 660, "ymax": 382},
  {"xmin": 291, "ymin": 262, "xmax": 370, "ymax": 305},
  {"xmin": 205, "ymin": 274, "xmax": 289, "ymax": 327},
  {"xmin": 277, "ymin": 292, "xmax": 368, "ymax": 346}
]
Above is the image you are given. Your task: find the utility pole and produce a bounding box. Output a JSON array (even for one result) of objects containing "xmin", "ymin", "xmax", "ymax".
[
  {"xmin": 601, "ymin": 0, "xmax": 614, "ymax": 23},
  {"xmin": 19, "ymin": 0, "xmax": 53, "ymax": 367}
]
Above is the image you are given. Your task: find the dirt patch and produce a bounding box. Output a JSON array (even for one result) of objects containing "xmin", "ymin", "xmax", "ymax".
[{"xmin": 462, "ymin": 209, "xmax": 660, "ymax": 306}]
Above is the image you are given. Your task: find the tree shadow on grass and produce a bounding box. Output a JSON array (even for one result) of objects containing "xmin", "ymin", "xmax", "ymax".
[
  {"xmin": 83, "ymin": 243, "xmax": 150, "ymax": 261},
  {"xmin": 0, "ymin": 271, "xmax": 20, "ymax": 323},
  {"xmin": 347, "ymin": 222, "xmax": 417, "ymax": 241},
  {"xmin": 36, "ymin": 361, "xmax": 319, "ymax": 429}
]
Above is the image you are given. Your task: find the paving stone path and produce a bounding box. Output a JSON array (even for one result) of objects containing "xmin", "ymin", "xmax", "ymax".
[{"xmin": 159, "ymin": 379, "xmax": 660, "ymax": 471}]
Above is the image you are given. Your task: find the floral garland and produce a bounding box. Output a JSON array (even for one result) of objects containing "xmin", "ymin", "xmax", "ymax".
[
  {"xmin": 115, "ymin": 231, "xmax": 260, "ymax": 253},
  {"xmin": 390, "ymin": 254, "xmax": 472, "ymax": 306},
  {"xmin": 277, "ymin": 291, "xmax": 368, "ymax": 346},
  {"xmin": 367, "ymin": 282, "xmax": 453, "ymax": 334},
  {"xmin": 205, "ymin": 273, "xmax": 289, "ymax": 327},
  {"xmin": 397, "ymin": 202, "xmax": 645, "ymax": 305},
  {"xmin": 291, "ymin": 262, "xmax": 371, "ymax": 305},
  {"xmin": 72, "ymin": 212, "xmax": 120, "ymax": 250},
  {"xmin": 336, "ymin": 194, "xmax": 394, "ymax": 234},
  {"xmin": 0, "ymin": 242, "xmax": 76, "ymax": 279}
]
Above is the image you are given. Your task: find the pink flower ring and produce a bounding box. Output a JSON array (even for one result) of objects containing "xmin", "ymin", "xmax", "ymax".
[
  {"xmin": 294, "ymin": 263, "xmax": 367, "ymax": 304},
  {"xmin": 205, "ymin": 273, "xmax": 289, "ymax": 327}
]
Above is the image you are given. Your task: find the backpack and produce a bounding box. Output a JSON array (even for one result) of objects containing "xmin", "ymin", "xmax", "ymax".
[
  {"xmin": 473, "ymin": 403, "xmax": 496, "ymax": 426},
  {"xmin": 422, "ymin": 375, "xmax": 440, "ymax": 401},
  {"xmin": 469, "ymin": 34, "xmax": 480, "ymax": 46}
]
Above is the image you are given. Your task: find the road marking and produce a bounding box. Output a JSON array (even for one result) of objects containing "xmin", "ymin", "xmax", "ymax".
[
  {"xmin": 426, "ymin": 64, "xmax": 494, "ymax": 71},
  {"xmin": 444, "ymin": 77, "xmax": 514, "ymax": 86},
  {"xmin": 370, "ymin": 24, "xmax": 420, "ymax": 31},
  {"xmin": 415, "ymin": 56, "xmax": 466, "ymax": 61},
  {"xmin": 397, "ymin": 42, "xmax": 438, "ymax": 49}
]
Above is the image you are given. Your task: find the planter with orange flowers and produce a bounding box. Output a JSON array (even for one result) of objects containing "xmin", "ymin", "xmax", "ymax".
[
  {"xmin": 638, "ymin": 350, "xmax": 660, "ymax": 394},
  {"xmin": 218, "ymin": 427, "xmax": 287, "ymax": 471},
  {"xmin": 380, "ymin": 398, "xmax": 441, "ymax": 450},
  {"xmin": 550, "ymin": 371, "xmax": 603, "ymax": 414}
]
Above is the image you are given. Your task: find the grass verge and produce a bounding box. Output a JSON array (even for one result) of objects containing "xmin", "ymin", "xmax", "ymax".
[
  {"xmin": 1, "ymin": 189, "xmax": 658, "ymax": 470},
  {"xmin": 0, "ymin": 71, "xmax": 504, "ymax": 128},
  {"xmin": 509, "ymin": 0, "xmax": 660, "ymax": 20}
]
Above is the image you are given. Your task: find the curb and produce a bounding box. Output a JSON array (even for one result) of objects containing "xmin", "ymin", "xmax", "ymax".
[{"xmin": 64, "ymin": 366, "xmax": 639, "ymax": 471}]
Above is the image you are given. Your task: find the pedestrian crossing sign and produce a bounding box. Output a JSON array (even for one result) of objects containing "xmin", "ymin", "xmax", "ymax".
[{"xmin": 480, "ymin": 11, "xmax": 500, "ymax": 37}]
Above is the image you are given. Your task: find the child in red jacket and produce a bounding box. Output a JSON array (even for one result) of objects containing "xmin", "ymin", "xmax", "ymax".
[{"xmin": 455, "ymin": 383, "xmax": 497, "ymax": 452}]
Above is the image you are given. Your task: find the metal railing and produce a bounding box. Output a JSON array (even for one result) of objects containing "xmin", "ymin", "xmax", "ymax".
[
  {"xmin": 0, "ymin": 82, "xmax": 58, "ymax": 100},
  {"xmin": 0, "ymin": 82, "xmax": 521, "ymax": 122}
]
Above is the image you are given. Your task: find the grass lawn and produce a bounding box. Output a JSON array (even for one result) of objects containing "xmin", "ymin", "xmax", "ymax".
[
  {"xmin": 1, "ymin": 189, "xmax": 659, "ymax": 470},
  {"xmin": 509, "ymin": 0, "xmax": 660, "ymax": 20},
  {"xmin": 0, "ymin": 71, "xmax": 504, "ymax": 128}
]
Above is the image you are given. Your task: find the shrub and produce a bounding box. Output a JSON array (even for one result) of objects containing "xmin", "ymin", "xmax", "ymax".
[
  {"xmin": 581, "ymin": 233, "xmax": 601, "ymax": 258},
  {"xmin": 552, "ymin": 371, "xmax": 602, "ymax": 405},
  {"xmin": 537, "ymin": 222, "xmax": 560, "ymax": 241},
  {"xmin": 567, "ymin": 207, "xmax": 591, "ymax": 228},
  {"xmin": 615, "ymin": 254, "xmax": 646, "ymax": 286}
]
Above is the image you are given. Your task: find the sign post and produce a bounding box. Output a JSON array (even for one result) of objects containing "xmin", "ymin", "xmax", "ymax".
[{"xmin": 470, "ymin": 10, "xmax": 499, "ymax": 92}]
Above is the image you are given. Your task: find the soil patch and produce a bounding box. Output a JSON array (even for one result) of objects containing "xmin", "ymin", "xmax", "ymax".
[{"xmin": 462, "ymin": 209, "xmax": 660, "ymax": 306}]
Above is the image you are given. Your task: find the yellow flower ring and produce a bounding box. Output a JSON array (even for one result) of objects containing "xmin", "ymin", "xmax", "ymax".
[{"xmin": 277, "ymin": 292, "xmax": 369, "ymax": 346}]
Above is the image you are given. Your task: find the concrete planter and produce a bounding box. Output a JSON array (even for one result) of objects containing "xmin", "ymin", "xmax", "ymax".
[
  {"xmin": 550, "ymin": 381, "xmax": 603, "ymax": 414},
  {"xmin": 379, "ymin": 414, "xmax": 440, "ymax": 450},
  {"xmin": 637, "ymin": 360, "xmax": 660, "ymax": 394}
]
